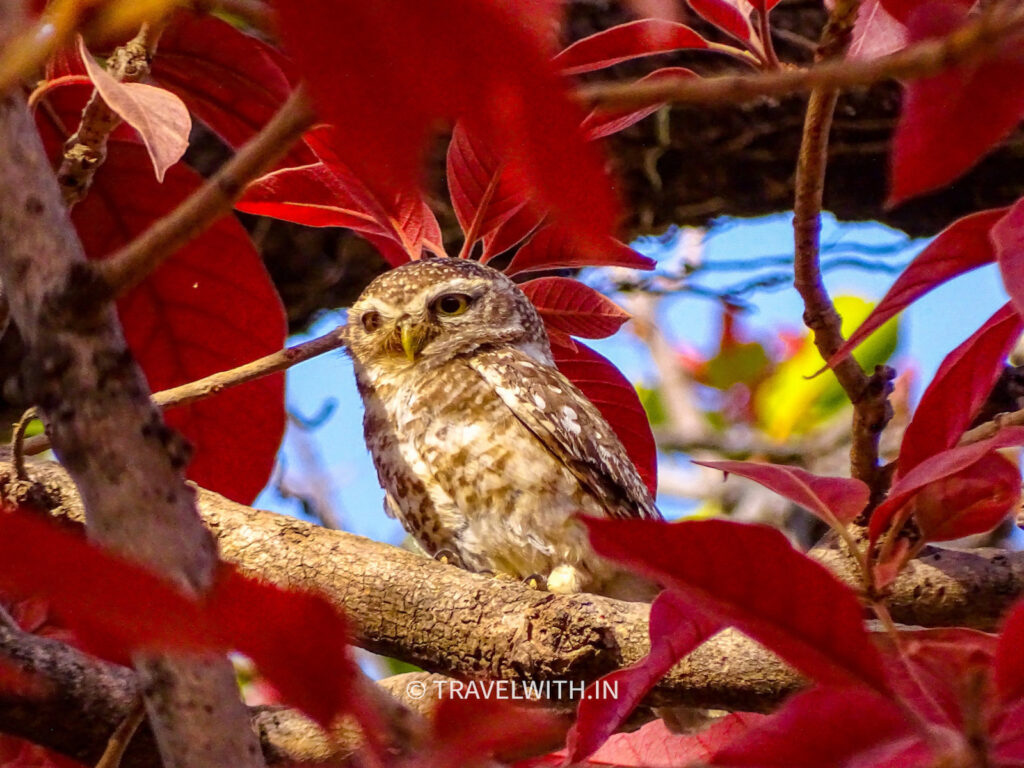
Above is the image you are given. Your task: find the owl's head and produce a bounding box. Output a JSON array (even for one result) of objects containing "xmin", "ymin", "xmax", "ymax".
[{"xmin": 345, "ymin": 258, "xmax": 551, "ymax": 370}]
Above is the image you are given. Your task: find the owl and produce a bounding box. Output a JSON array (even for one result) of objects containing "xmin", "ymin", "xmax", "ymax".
[{"xmin": 344, "ymin": 257, "xmax": 661, "ymax": 601}]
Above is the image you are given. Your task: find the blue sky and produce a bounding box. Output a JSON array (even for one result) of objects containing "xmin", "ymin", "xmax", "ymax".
[{"xmin": 253, "ymin": 213, "xmax": 1010, "ymax": 544}]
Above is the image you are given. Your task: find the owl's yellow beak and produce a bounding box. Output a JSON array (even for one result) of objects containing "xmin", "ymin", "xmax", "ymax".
[{"xmin": 400, "ymin": 323, "xmax": 428, "ymax": 361}]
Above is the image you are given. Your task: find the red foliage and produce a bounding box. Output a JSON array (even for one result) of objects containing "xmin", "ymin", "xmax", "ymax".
[
  {"xmin": 553, "ymin": 342, "xmax": 659, "ymax": 495},
  {"xmin": 553, "ymin": 19, "xmax": 711, "ymax": 75},
  {"xmin": 695, "ymin": 460, "xmax": 870, "ymax": 527},
  {"xmin": 0, "ymin": 509, "xmax": 363, "ymax": 729},
  {"xmin": 585, "ymin": 517, "xmax": 890, "ymax": 691},
  {"xmin": 829, "ymin": 207, "xmax": 1009, "ymax": 365},
  {"xmin": 274, "ymin": 0, "xmax": 619, "ymax": 250},
  {"xmin": 35, "ymin": 83, "xmax": 286, "ymax": 504},
  {"xmin": 898, "ymin": 302, "xmax": 1024, "ymax": 474},
  {"xmin": 567, "ymin": 593, "xmax": 721, "ymax": 761},
  {"xmin": 992, "ymin": 197, "xmax": 1024, "ymax": 318},
  {"xmin": 889, "ymin": 2, "xmax": 1024, "ymax": 205},
  {"xmin": 504, "ymin": 226, "xmax": 656, "ymax": 276},
  {"xmin": 521, "ymin": 278, "xmax": 631, "ymax": 339}
]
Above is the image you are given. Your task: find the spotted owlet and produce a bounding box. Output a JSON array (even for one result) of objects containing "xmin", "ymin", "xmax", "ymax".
[{"xmin": 344, "ymin": 257, "xmax": 661, "ymax": 601}]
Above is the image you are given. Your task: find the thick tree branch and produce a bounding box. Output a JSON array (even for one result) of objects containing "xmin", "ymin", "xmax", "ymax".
[
  {"xmin": 0, "ymin": 616, "xmax": 417, "ymax": 768},
  {"xmin": 6, "ymin": 458, "xmax": 1024, "ymax": 761},
  {"xmin": 0, "ymin": 29, "xmax": 264, "ymax": 767}
]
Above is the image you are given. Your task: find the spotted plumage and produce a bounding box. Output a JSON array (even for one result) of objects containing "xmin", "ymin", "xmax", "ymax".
[{"xmin": 344, "ymin": 257, "xmax": 661, "ymax": 600}]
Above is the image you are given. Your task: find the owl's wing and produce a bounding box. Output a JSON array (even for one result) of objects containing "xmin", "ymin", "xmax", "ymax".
[{"xmin": 467, "ymin": 347, "xmax": 661, "ymax": 521}]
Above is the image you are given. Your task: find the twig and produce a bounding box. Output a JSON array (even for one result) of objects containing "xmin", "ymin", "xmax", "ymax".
[
  {"xmin": 0, "ymin": 603, "xmax": 19, "ymax": 633},
  {"xmin": 94, "ymin": 698, "xmax": 146, "ymax": 768},
  {"xmin": 22, "ymin": 326, "xmax": 348, "ymax": 457},
  {"xmin": 58, "ymin": 23, "xmax": 165, "ymax": 207},
  {"xmin": 11, "ymin": 406, "xmax": 36, "ymax": 480},
  {"xmin": 792, "ymin": 0, "xmax": 896, "ymax": 509},
  {"xmin": 959, "ymin": 407, "xmax": 1024, "ymax": 446},
  {"xmin": 579, "ymin": 4, "xmax": 1024, "ymax": 109},
  {"xmin": 95, "ymin": 86, "xmax": 316, "ymax": 299}
]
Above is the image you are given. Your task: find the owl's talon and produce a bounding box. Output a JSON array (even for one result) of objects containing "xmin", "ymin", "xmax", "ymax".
[
  {"xmin": 523, "ymin": 573, "xmax": 547, "ymax": 591},
  {"xmin": 433, "ymin": 549, "xmax": 463, "ymax": 568}
]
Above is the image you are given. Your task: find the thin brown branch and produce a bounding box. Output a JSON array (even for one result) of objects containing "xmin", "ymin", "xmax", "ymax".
[
  {"xmin": 579, "ymin": 4, "xmax": 1024, "ymax": 109},
  {"xmin": 95, "ymin": 86, "xmax": 316, "ymax": 299},
  {"xmin": 22, "ymin": 325, "xmax": 348, "ymax": 456},
  {"xmin": 95, "ymin": 699, "xmax": 146, "ymax": 768},
  {"xmin": 792, "ymin": 0, "xmax": 895, "ymax": 505},
  {"xmin": 959, "ymin": 406, "xmax": 1024, "ymax": 446},
  {"xmin": 58, "ymin": 23, "xmax": 165, "ymax": 207},
  {"xmin": 11, "ymin": 406, "xmax": 35, "ymax": 480}
]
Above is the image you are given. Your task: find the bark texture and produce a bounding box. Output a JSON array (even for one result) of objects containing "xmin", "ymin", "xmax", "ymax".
[{"xmin": 0, "ymin": 44, "xmax": 264, "ymax": 767}]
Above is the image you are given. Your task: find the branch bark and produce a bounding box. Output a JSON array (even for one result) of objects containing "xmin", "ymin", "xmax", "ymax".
[
  {"xmin": 6, "ymin": 458, "xmax": 1024, "ymax": 762},
  {"xmin": 0, "ymin": 21, "xmax": 264, "ymax": 766}
]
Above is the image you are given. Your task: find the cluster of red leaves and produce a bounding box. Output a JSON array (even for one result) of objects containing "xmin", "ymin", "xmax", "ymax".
[{"xmin": 12, "ymin": 0, "xmax": 1024, "ymax": 766}]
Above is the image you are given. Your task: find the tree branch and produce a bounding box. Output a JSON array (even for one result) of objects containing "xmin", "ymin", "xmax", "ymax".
[
  {"xmin": 21, "ymin": 325, "xmax": 347, "ymax": 457},
  {"xmin": 579, "ymin": 3, "xmax": 1024, "ymax": 109},
  {"xmin": 95, "ymin": 86, "xmax": 316, "ymax": 299},
  {"xmin": 58, "ymin": 23, "xmax": 165, "ymax": 207},
  {"xmin": 0, "ymin": 32, "xmax": 265, "ymax": 767},
  {"xmin": 790, "ymin": 0, "xmax": 896, "ymax": 506}
]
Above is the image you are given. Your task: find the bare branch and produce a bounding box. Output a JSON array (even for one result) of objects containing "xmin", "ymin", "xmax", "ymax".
[
  {"xmin": 22, "ymin": 325, "xmax": 348, "ymax": 457},
  {"xmin": 579, "ymin": 3, "xmax": 1024, "ymax": 110},
  {"xmin": 95, "ymin": 86, "xmax": 316, "ymax": 299}
]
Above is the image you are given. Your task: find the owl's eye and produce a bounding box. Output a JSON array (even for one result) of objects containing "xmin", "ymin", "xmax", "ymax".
[
  {"xmin": 433, "ymin": 293, "xmax": 472, "ymax": 316},
  {"xmin": 361, "ymin": 311, "xmax": 382, "ymax": 332}
]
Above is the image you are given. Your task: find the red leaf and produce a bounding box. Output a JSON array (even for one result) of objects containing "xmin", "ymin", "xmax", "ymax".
[
  {"xmin": 0, "ymin": 510, "xmax": 362, "ymax": 728},
  {"xmin": 274, "ymin": 0, "xmax": 619, "ymax": 250},
  {"xmin": 567, "ymin": 593, "xmax": 721, "ymax": 761},
  {"xmin": 521, "ymin": 277, "xmax": 631, "ymax": 339},
  {"xmin": 419, "ymin": 697, "xmax": 568, "ymax": 767},
  {"xmin": 446, "ymin": 121, "xmax": 531, "ymax": 248},
  {"xmin": 898, "ymin": 302, "xmax": 1024, "ymax": 474},
  {"xmin": 711, "ymin": 687, "xmax": 919, "ymax": 767},
  {"xmin": 531, "ymin": 715, "xmax": 765, "ymax": 767},
  {"xmin": 553, "ymin": 20, "xmax": 711, "ymax": 75},
  {"xmin": 869, "ymin": 426, "xmax": 1024, "ymax": 542},
  {"xmin": 992, "ymin": 197, "xmax": 1024, "ymax": 319},
  {"xmin": 481, "ymin": 202, "xmax": 545, "ymax": 262},
  {"xmin": 554, "ymin": 342, "xmax": 658, "ymax": 495},
  {"xmin": 207, "ymin": 568, "xmax": 362, "ymax": 728},
  {"xmin": 685, "ymin": 0, "xmax": 755, "ymax": 45},
  {"xmin": 238, "ymin": 161, "xmax": 443, "ymax": 266},
  {"xmin": 151, "ymin": 11, "xmax": 314, "ymax": 167},
  {"xmin": 888, "ymin": 3, "xmax": 1024, "ymax": 206},
  {"xmin": 848, "ymin": 0, "xmax": 909, "ymax": 59},
  {"xmin": 694, "ymin": 460, "xmax": 870, "ymax": 527},
  {"xmin": 996, "ymin": 599, "xmax": 1024, "ymax": 704},
  {"xmin": 0, "ymin": 736, "xmax": 86, "ymax": 768},
  {"xmin": 911, "ymin": 451, "xmax": 1021, "ymax": 541},
  {"xmin": 584, "ymin": 517, "xmax": 890, "ymax": 692},
  {"xmin": 78, "ymin": 36, "xmax": 190, "ymax": 182},
  {"xmin": 583, "ymin": 67, "xmax": 697, "ymax": 141},
  {"xmin": 37, "ymin": 83, "xmax": 286, "ymax": 504},
  {"xmin": 881, "ymin": 628, "xmax": 997, "ymax": 729},
  {"xmin": 828, "ymin": 207, "xmax": 1008, "ymax": 366},
  {"xmin": 505, "ymin": 225, "xmax": 656, "ymax": 277}
]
